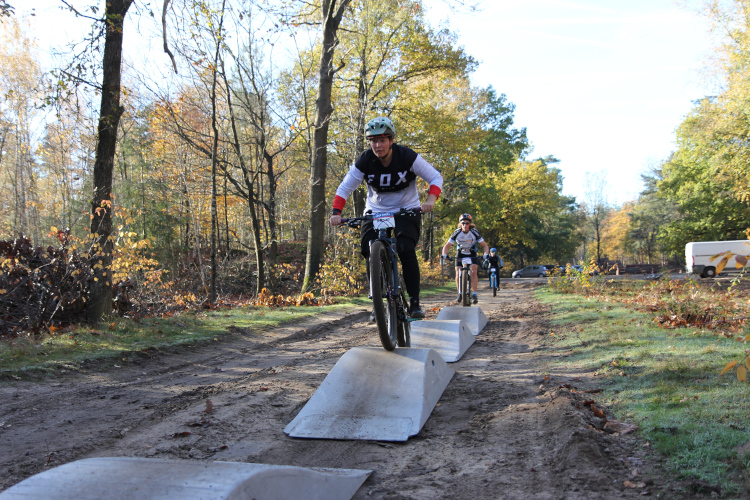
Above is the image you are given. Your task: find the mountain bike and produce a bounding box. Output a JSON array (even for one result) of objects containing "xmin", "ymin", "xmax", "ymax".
[
  {"xmin": 487, "ymin": 265, "xmax": 499, "ymax": 297},
  {"xmin": 444, "ymin": 256, "xmax": 473, "ymax": 307},
  {"xmin": 340, "ymin": 208, "xmax": 421, "ymax": 351}
]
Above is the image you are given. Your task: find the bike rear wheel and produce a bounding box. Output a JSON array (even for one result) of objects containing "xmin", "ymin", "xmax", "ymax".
[
  {"xmin": 371, "ymin": 241, "xmax": 398, "ymax": 351},
  {"xmin": 461, "ymin": 267, "xmax": 471, "ymax": 307}
]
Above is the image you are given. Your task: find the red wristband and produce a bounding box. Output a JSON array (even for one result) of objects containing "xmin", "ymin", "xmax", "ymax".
[{"xmin": 332, "ymin": 195, "xmax": 347, "ymax": 211}]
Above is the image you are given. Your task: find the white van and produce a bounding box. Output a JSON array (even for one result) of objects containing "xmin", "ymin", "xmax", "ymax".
[{"xmin": 685, "ymin": 240, "xmax": 750, "ymax": 278}]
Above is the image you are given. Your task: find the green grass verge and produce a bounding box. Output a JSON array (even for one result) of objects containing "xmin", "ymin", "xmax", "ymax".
[
  {"xmin": 420, "ymin": 284, "xmax": 455, "ymax": 297},
  {"xmin": 0, "ymin": 297, "xmax": 371, "ymax": 377},
  {"xmin": 537, "ymin": 288, "xmax": 750, "ymax": 496},
  {"xmin": 0, "ymin": 284, "xmax": 454, "ymax": 378}
]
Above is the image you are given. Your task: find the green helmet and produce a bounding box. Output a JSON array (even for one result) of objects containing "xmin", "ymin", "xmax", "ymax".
[{"xmin": 365, "ymin": 117, "xmax": 396, "ymax": 138}]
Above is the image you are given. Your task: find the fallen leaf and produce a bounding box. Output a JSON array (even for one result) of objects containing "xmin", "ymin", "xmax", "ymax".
[
  {"xmin": 623, "ymin": 481, "xmax": 646, "ymax": 489},
  {"xmin": 172, "ymin": 431, "xmax": 191, "ymax": 438},
  {"xmin": 603, "ymin": 420, "xmax": 637, "ymax": 435},
  {"xmin": 204, "ymin": 400, "xmax": 214, "ymax": 414},
  {"xmin": 187, "ymin": 418, "xmax": 212, "ymax": 428}
]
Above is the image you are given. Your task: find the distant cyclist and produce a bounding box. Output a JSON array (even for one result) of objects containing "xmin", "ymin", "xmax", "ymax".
[
  {"xmin": 483, "ymin": 248, "xmax": 504, "ymax": 281},
  {"xmin": 329, "ymin": 116, "xmax": 443, "ymax": 319},
  {"xmin": 441, "ymin": 214, "xmax": 489, "ymax": 304}
]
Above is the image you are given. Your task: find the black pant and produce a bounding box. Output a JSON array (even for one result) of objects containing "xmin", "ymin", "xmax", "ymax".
[{"xmin": 360, "ymin": 214, "xmax": 421, "ymax": 299}]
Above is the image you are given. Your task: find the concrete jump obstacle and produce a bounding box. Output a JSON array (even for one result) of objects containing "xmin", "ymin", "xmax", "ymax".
[
  {"xmin": 0, "ymin": 457, "xmax": 371, "ymax": 500},
  {"xmin": 409, "ymin": 320, "xmax": 475, "ymax": 362},
  {"xmin": 436, "ymin": 306, "xmax": 488, "ymax": 336},
  {"xmin": 285, "ymin": 347, "xmax": 454, "ymax": 442}
]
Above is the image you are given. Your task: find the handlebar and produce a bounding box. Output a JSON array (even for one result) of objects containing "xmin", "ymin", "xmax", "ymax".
[{"xmin": 338, "ymin": 208, "xmax": 423, "ymax": 227}]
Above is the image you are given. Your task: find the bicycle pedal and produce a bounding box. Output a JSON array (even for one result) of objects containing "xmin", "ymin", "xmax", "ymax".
[{"xmin": 406, "ymin": 317, "xmax": 423, "ymax": 322}]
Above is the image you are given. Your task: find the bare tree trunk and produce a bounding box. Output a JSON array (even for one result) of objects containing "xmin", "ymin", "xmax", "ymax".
[
  {"xmin": 224, "ymin": 175, "xmax": 230, "ymax": 254},
  {"xmin": 87, "ymin": 0, "xmax": 134, "ymax": 323},
  {"xmin": 220, "ymin": 63, "xmax": 265, "ymax": 296},
  {"xmin": 301, "ymin": 0, "xmax": 352, "ymax": 293},
  {"xmin": 264, "ymin": 150, "xmax": 279, "ymax": 265},
  {"xmin": 352, "ymin": 59, "xmax": 368, "ymax": 216}
]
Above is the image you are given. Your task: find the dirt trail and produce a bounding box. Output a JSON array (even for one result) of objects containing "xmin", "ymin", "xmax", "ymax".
[{"xmin": 0, "ymin": 285, "xmax": 691, "ymax": 498}]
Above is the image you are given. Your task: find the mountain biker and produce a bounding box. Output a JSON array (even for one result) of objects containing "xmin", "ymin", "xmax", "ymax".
[
  {"xmin": 329, "ymin": 116, "xmax": 443, "ymax": 320},
  {"xmin": 483, "ymin": 248, "xmax": 504, "ymax": 281},
  {"xmin": 441, "ymin": 214, "xmax": 489, "ymax": 304}
]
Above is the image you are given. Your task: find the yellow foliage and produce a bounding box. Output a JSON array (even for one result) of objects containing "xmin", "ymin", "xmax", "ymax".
[{"xmin": 251, "ymin": 288, "xmax": 334, "ymax": 307}]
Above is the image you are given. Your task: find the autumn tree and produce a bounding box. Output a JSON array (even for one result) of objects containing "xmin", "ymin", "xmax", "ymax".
[
  {"xmin": 626, "ymin": 168, "xmax": 678, "ymax": 263},
  {"xmin": 87, "ymin": 0, "xmax": 135, "ymax": 322},
  {"xmin": 301, "ymin": 0, "xmax": 353, "ymax": 293},
  {"xmin": 657, "ymin": 110, "xmax": 750, "ymax": 253},
  {"xmin": 0, "ymin": 19, "xmax": 44, "ymax": 243},
  {"xmin": 582, "ymin": 172, "xmax": 610, "ymax": 264}
]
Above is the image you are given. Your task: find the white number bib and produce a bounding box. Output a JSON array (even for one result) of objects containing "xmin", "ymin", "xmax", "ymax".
[
  {"xmin": 462, "ymin": 257, "xmax": 473, "ymax": 266},
  {"xmin": 372, "ymin": 212, "xmax": 395, "ymax": 229},
  {"xmin": 490, "ymin": 268, "xmax": 496, "ymax": 272}
]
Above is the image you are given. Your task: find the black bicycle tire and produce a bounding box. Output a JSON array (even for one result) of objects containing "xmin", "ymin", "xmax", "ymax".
[
  {"xmin": 371, "ymin": 241, "xmax": 397, "ymax": 351},
  {"xmin": 397, "ymin": 276, "xmax": 410, "ymax": 347},
  {"xmin": 461, "ymin": 267, "xmax": 471, "ymax": 307}
]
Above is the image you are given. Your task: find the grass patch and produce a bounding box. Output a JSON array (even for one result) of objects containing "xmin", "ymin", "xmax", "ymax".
[
  {"xmin": 0, "ymin": 284, "xmax": 452, "ymax": 378},
  {"xmin": 538, "ymin": 288, "xmax": 750, "ymax": 496},
  {"xmin": 0, "ymin": 297, "xmax": 371, "ymax": 378},
  {"xmin": 420, "ymin": 284, "xmax": 455, "ymax": 298}
]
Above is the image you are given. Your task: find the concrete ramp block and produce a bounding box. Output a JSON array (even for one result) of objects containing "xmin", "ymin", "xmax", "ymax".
[
  {"xmin": 436, "ymin": 306, "xmax": 488, "ymax": 335},
  {"xmin": 409, "ymin": 320, "xmax": 475, "ymax": 362},
  {"xmin": 0, "ymin": 457, "xmax": 371, "ymax": 500},
  {"xmin": 285, "ymin": 347, "xmax": 454, "ymax": 441}
]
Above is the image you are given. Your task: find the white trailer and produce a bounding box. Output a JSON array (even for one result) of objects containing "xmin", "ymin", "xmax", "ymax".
[{"xmin": 685, "ymin": 240, "xmax": 750, "ymax": 278}]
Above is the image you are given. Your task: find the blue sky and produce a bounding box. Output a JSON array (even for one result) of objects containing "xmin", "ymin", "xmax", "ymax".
[{"xmin": 425, "ymin": 0, "xmax": 716, "ymax": 205}]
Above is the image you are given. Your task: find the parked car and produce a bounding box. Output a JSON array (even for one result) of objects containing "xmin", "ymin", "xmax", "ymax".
[
  {"xmin": 511, "ymin": 265, "xmax": 548, "ymax": 278},
  {"xmin": 569, "ymin": 264, "xmax": 598, "ymax": 275},
  {"xmin": 543, "ymin": 264, "xmax": 564, "ymax": 275}
]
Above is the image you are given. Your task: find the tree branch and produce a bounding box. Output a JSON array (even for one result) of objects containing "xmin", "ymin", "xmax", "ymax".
[
  {"xmin": 60, "ymin": 0, "xmax": 103, "ymax": 23},
  {"xmin": 162, "ymin": 0, "xmax": 178, "ymax": 74}
]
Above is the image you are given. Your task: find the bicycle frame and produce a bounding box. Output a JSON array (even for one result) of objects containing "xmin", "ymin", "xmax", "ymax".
[
  {"xmin": 446, "ymin": 256, "xmax": 474, "ymax": 307},
  {"xmin": 369, "ymin": 214, "xmax": 400, "ymax": 301},
  {"xmin": 341, "ymin": 208, "xmax": 421, "ymax": 350},
  {"xmin": 488, "ymin": 266, "xmax": 498, "ymax": 296}
]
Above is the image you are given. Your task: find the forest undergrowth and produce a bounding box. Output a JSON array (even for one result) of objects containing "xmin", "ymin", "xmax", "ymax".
[{"xmin": 0, "ymin": 234, "xmax": 446, "ymax": 339}]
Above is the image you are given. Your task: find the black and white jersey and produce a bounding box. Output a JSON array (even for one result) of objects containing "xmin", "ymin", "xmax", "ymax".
[
  {"xmin": 334, "ymin": 144, "xmax": 443, "ymax": 214},
  {"xmin": 448, "ymin": 228, "xmax": 484, "ymax": 255}
]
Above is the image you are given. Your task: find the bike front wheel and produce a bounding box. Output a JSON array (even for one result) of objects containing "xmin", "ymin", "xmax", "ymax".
[
  {"xmin": 461, "ymin": 267, "xmax": 471, "ymax": 307},
  {"xmin": 491, "ymin": 274, "xmax": 497, "ymax": 296},
  {"xmin": 371, "ymin": 241, "xmax": 398, "ymax": 351},
  {"xmin": 397, "ymin": 276, "xmax": 410, "ymax": 347}
]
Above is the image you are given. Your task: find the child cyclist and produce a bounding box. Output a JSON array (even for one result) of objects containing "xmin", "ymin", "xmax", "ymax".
[
  {"xmin": 441, "ymin": 214, "xmax": 489, "ymax": 304},
  {"xmin": 483, "ymin": 248, "xmax": 503, "ymax": 281}
]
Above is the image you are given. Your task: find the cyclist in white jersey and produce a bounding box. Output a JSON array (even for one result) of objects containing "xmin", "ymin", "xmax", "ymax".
[
  {"xmin": 441, "ymin": 213, "xmax": 489, "ymax": 303},
  {"xmin": 329, "ymin": 117, "xmax": 443, "ymax": 319}
]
